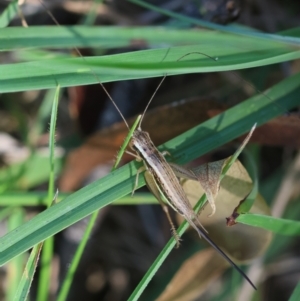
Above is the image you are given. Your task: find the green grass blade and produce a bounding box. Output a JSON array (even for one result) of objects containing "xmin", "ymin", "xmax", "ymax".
[
  {"xmin": 57, "ymin": 212, "xmax": 98, "ymax": 301},
  {"xmin": 81, "ymin": 0, "xmax": 103, "ymax": 25},
  {"xmin": 0, "ymin": 154, "xmax": 63, "ymax": 191},
  {"xmin": 47, "ymin": 86, "xmax": 60, "ymax": 206},
  {"xmin": 29, "ymin": 88, "xmax": 58, "ymax": 144},
  {"xmin": 37, "ymin": 86, "xmax": 60, "ymax": 301},
  {"xmin": 0, "ymin": 72, "xmax": 299, "ymax": 266},
  {"xmin": 265, "ymin": 197, "xmax": 300, "ymax": 260},
  {"xmin": 0, "ymin": 192, "xmax": 156, "ymax": 207},
  {"xmin": 237, "ymin": 214, "xmax": 300, "ymax": 235},
  {"xmin": 288, "ymin": 280, "xmax": 300, "ymax": 301},
  {"xmin": 221, "ymin": 124, "xmax": 256, "ymax": 177},
  {"xmin": 7, "ymin": 208, "xmax": 25, "ymax": 301},
  {"xmin": 13, "ymin": 243, "xmax": 44, "ymax": 301},
  {"xmin": 1, "ymin": 42, "xmax": 300, "ymax": 93},
  {"xmin": 0, "ymin": 0, "xmax": 18, "ymax": 28},
  {"xmin": 1, "ymin": 26, "xmax": 299, "ymax": 51},
  {"xmin": 113, "ymin": 115, "xmax": 141, "ymax": 169},
  {"xmin": 128, "ymin": 0, "xmax": 300, "ymax": 45}
]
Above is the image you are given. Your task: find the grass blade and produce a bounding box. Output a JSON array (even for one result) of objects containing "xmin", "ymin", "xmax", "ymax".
[
  {"xmin": 37, "ymin": 86, "xmax": 60, "ymax": 301},
  {"xmin": 13, "ymin": 243, "xmax": 44, "ymax": 301},
  {"xmin": 237, "ymin": 214, "xmax": 300, "ymax": 235},
  {"xmin": 0, "ymin": 0, "xmax": 18, "ymax": 28},
  {"xmin": 7, "ymin": 208, "xmax": 25, "ymax": 301},
  {"xmin": 289, "ymin": 281, "xmax": 300, "ymax": 301},
  {"xmin": 1, "ymin": 26, "xmax": 299, "ymax": 51},
  {"xmin": 1, "ymin": 43, "xmax": 300, "ymax": 93}
]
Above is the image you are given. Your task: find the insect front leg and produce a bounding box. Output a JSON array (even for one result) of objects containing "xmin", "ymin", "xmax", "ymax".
[
  {"xmin": 128, "ymin": 148, "xmax": 146, "ymax": 196},
  {"xmin": 161, "ymin": 151, "xmax": 171, "ymax": 157},
  {"xmin": 132, "ymin": 165, "xmax": 146, "ymax": 196},
  {"xmin": 144, "ymin": 170, "xmax": 181, "ymax": 248}
]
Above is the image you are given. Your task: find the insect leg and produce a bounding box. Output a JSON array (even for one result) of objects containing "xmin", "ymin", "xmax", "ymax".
[
  {"xmin": 132, "ymin": 165, "xmax": 146, "ymax": 196},
  {"xmin": 126, "ymin": 150, "xmax": 142, "ymax": 161},
  {"xmin": 144, "ymin": 170, "xmax": 181, "ymax": 248},
  {"xmin": 161, "ymin": 151, "xmax": 171, "ymax": 157}
]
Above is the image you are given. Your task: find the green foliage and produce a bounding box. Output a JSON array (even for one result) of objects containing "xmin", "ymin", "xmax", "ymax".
[{"xmin": 0, "ymin": 1, "xmax": 300, "ymax": 300}]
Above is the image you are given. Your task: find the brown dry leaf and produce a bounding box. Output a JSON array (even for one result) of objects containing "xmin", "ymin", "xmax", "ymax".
[
  {"xmin": 155, "ymin": 249, "xmax": 229, "ymax": 301},
  {"xmin": 59, "ymin": 98, "xmax": 224, "ymax": 191},
  {"xmin": 181, "ymin": 160, "xmax": 272, "ymax": 262},
  {"xmin": 249, "ymin": 113, "xmax": 300, "ymax": 147},
  {"xmin": 191, "ymin": 159, "xmax": 226, "ymax": 217}
]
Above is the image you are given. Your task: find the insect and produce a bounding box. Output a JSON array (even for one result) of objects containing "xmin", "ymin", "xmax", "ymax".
[
  {"xmin": 122, "ymin": 78, "xmax": 256, "ymax": 290},
  {"xmin": 32, "ymin": 0, "xmax": 257, "ymax": 290}
]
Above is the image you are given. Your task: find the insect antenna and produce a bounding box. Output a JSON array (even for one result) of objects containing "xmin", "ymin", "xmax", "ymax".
[
  {"xmin": 178, "ymin": 51, "xmax": 291, "ymax": 116},
  {"xmin": 138, "ymin": 51, "xmax": 219, "ymax": 130},
  {"xmin": 38, "ymin": 0, "xmax": 130, "ymax": 130},
  {"xmin": 138, "ymin": 75, "xmax": 167, "ymax": 130}
]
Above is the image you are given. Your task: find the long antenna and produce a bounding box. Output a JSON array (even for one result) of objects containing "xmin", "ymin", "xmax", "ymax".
[
  {"xmin": 138, "ymin": 75, "xmax": 167, "ymax": 129},
  {"xmin": 38, "ymin": 0, "xmax": 130, "ymax": 130},
  {"xmin": 177, "ymin": 51, "xmax": 290, "ymax": 115},
  {"xmin": 138, "ymin": 52, "xmax": 218, "ymax": 130}
]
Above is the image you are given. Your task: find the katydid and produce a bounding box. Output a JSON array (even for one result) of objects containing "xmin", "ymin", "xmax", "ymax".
[
  {"xmin": 35, "ymin": 0, "xmax": 257, "ymax": 290},
  {"xmin": 117, "ymin": 79, "xmax": 257, "ymax": 290}
]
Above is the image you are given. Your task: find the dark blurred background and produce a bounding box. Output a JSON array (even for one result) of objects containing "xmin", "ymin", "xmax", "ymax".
[{"xmin": 0, "ymin": 1, "xmax": 300, "ymax": 301}]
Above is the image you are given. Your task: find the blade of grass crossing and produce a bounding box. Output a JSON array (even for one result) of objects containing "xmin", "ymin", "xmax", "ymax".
[
  {"xmin": 81, "ymin": 0, "xmax": 103, "ymax": 25},
  {"xmin": 113, "ymin": 115, "xmax": 141, "ymax": 170},
  {"xmin": 237, "ymin": 213, "xmax": 300, "ymax": 235},
  {"xmin": 47, "ymin": 86, "xmax": 60, "ymax": 205},
  {"xmin": 13, "ymin": 193, "xmax": 59, "ymax": 301},
  {"xmin": 13, "ymin": 243, "xmax": 44, "ymax": 301},
  {"xmin": 29, "ymin": 88, "xmax": 58, "ymax": 145},
  {"xmin": 1, "ymin": 44, "xmax": 300, "ymax": 94},
  {"xmin": 289, "ymin": 281, "xmax": 300, "ymax": 301},
  {"xmin": 36, "ymin": 86, "xmax": 60, "ymax": 301},
  {"xmin": 7, "ymin": 208, "xmax": 26, "ymax": 301},
  {"xmin": 57, "ymin": 212, "xmax": 98, "ymax": 301},
  {"xmin": 0, "ymin": 0, "xmax": 18, "ymax": 28},
  {"xmin": 128, "ymin": 0, "xmax": 300, "ymax": 45}
]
